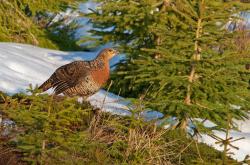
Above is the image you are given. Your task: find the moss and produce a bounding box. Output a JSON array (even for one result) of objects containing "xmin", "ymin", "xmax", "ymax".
[{"xmin": 0, "ymin": 0, "xmax": 84, "ymax": 50}]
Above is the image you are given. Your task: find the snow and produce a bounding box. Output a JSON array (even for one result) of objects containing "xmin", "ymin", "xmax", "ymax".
[
  {"xmin": 45, "ymin": 0, "xmax": 98, "ymax": 41},
  {"xmin": 226, "ymin": 12, "xmax": 250, "ymax": 31},
  {"xmin": 201, "ymin": 131, "xmax": 250, "ymax": 161},
  {"xmin": 88, "ymin": 89, "xmax": 131, "ymax": 116},
  {"xmin": 48, "ymin": 8, "xmax": 79, "ymax": 28}
]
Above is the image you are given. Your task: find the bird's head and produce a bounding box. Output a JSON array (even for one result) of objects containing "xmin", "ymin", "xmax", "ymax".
[{"xmin": 99, "ymin": 48, "xmax": 119, "ymax": 60}]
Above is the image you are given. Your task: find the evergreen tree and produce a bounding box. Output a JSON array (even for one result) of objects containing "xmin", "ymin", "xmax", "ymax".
[{"xmin": 88, "ymin": 0, "xmax": 250, "ymax": 130}]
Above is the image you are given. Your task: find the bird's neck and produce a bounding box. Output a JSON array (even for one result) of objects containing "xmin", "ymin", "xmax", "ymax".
[
  {"xmin": 89, "ymin": 54, "xmax": 109, "ymax": 70},
  {"xmin": 96, "ymin": 53, "xmax": 109, "ymax": 61}
]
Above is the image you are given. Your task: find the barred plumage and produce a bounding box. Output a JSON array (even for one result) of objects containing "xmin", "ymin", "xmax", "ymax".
[{"xmin": 39, "ymin": 48, "xmax": 118, "ymax": 97}]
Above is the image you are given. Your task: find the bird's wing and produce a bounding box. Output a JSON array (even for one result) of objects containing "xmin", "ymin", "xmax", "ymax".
[
  {"xmin": 39, "ymin": 61, "xmax": 90, "ymax": 95},
  {"xmin": 54, "ymin": 61, "xmax": 91, "ymax": 95}
]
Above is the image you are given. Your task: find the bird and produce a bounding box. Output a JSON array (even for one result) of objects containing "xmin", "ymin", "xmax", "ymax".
[{"xmin": 38, "ymin": 48, "xmax": 119, "ymax": 98}]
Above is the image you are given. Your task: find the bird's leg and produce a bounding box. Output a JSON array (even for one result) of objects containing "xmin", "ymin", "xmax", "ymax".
[
  {"xmin": 89, "ymin": 107, "xmax": 102, "ymax": 137},
  {"xmin": 93, "ymin": 108, "xmax": 101, "ymax": 125}
]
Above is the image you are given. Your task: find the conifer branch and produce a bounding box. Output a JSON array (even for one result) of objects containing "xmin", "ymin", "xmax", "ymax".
[{"xmin": 185, "ymin": 0, "xmax": 204, "ymax": 106}]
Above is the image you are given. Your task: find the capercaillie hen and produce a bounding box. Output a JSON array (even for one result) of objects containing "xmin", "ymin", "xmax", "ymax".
[{"xmin": 38, "ymin": 48, "xmax": 119, "ymax": 98}]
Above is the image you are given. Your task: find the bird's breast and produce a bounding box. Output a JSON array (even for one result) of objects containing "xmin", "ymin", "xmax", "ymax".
[{"xmin": 90, "ymin": 64, "xmax": 110, "ymax": 86}]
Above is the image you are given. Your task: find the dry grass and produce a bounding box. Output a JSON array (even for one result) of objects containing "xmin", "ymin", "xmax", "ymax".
[
  {"xmin": 234, "ymin": 23, "xmax": 250, "ymax": 56},
  {"xmin": 88, "ymin": 110, "xmax": 176, "ymax": 165},
  {"xmin": 0, "ymin": 146, "xmax": 26, "ymax": 165},
  {"xmin": 125, "ymin": 126, "xmax": 175, "ymax": 165}
]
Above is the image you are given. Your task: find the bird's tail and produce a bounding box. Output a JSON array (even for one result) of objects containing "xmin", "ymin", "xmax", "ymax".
[{"xmin": 38, "ymin": 78, "xmax": 53, "ymax": 92}]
